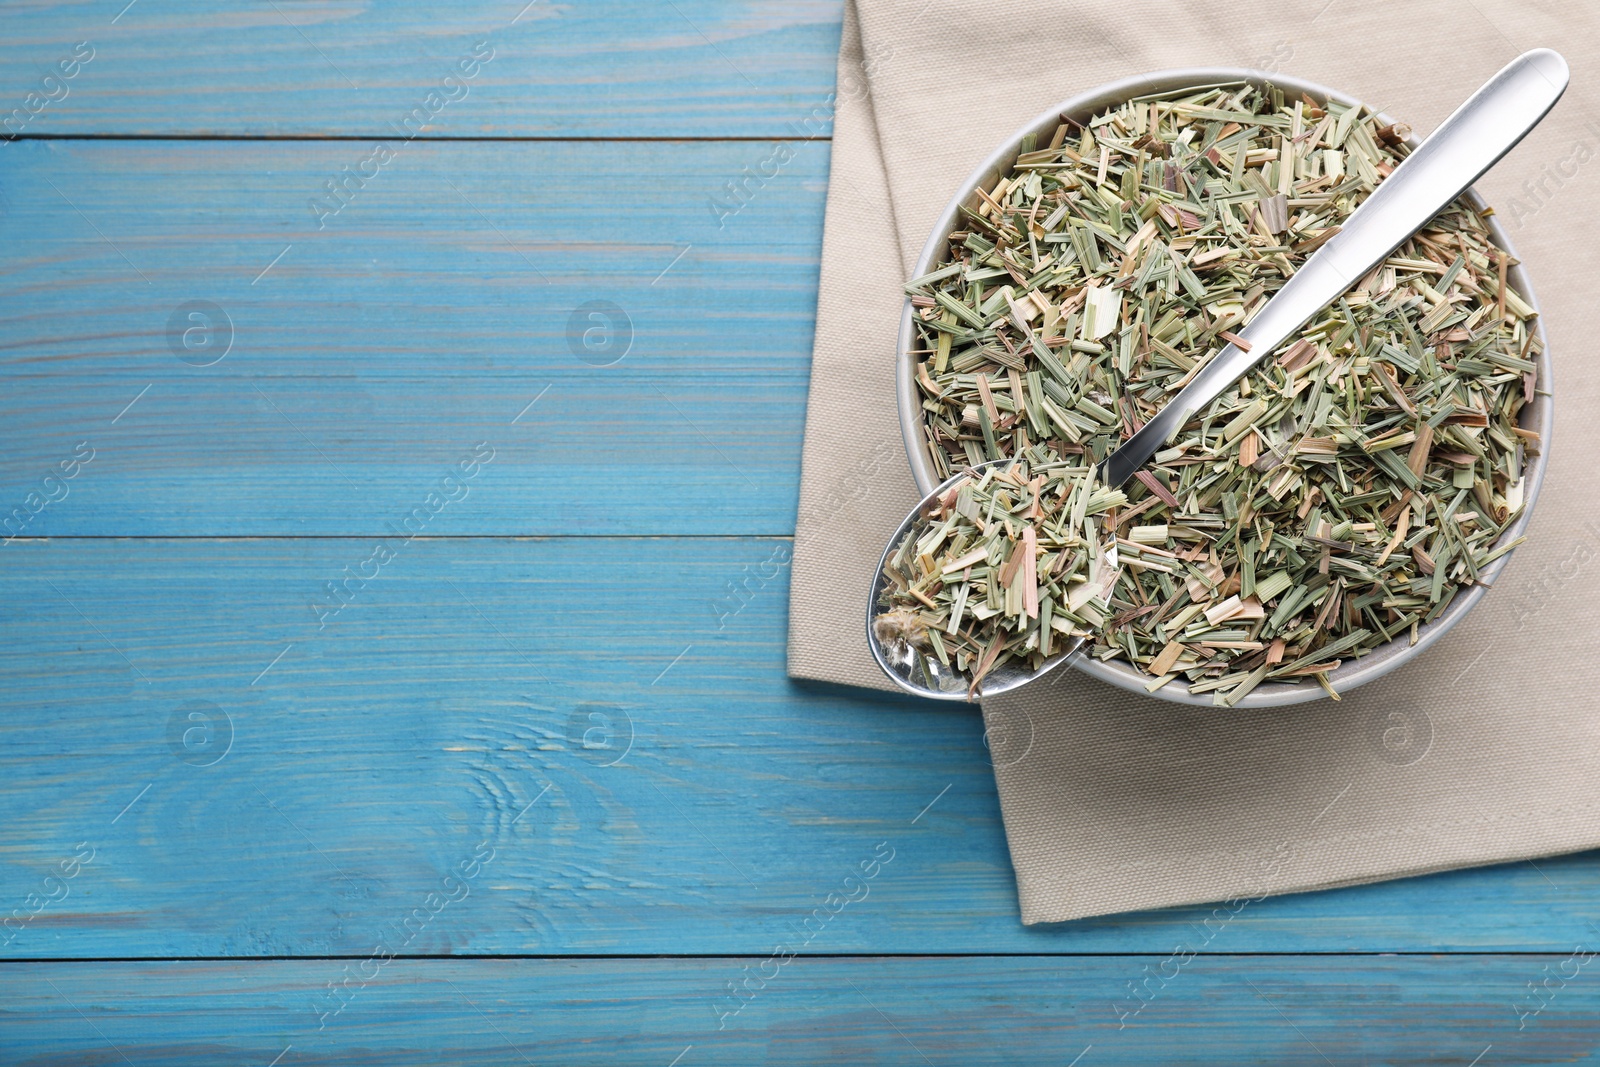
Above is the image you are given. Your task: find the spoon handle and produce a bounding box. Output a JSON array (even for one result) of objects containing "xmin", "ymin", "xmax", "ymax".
[{"xmin": 1101, "ymin": 48, "xmax": 1568, "ymax": 488}]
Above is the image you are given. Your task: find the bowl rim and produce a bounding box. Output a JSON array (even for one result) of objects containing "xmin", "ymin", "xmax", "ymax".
[{"xmin": 894, "ymin": 66, "xmax": 1554, "ymax": 708}]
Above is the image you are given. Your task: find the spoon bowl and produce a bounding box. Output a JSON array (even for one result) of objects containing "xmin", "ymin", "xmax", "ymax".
[{"xmin": 866, "ymin": 460, "xmax": 1085, "ymax": 701}]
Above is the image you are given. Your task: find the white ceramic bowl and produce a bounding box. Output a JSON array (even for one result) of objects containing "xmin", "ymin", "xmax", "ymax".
[{"xmin": 894, "ymin": 67, "xmax": 1553, "ymax": 707}]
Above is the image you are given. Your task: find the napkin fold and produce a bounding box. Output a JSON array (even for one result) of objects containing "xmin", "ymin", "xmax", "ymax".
[{"xmin": 789, "ymin": 0, "xmax": 1600, "ymax": 922}]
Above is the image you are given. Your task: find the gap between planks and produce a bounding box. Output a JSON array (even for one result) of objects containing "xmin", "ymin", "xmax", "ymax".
[
  {"xmin": 0, "ymin": 535, "xmax": 798, "ymax": 542},
  {"xmin": 2, "ymin": 133, "xmax": 832, "ymax": 144},
  {"xmin": 0, "ymin": 951, "xmax": 1577, "ymax": 964}
]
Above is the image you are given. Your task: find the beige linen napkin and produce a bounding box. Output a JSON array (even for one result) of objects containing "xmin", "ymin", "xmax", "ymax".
[{"xmin": 789, "ymin": 0, "xmax": 1600, "ymax": 923}]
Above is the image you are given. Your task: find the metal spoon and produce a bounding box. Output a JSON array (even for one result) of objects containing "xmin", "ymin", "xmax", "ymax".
[{"xmin": 869, "ymin": 48, "xmax": 1568, "ymax": 701}]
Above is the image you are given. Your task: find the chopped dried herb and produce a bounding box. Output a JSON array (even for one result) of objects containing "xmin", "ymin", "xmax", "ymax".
[
  {"xmin": 872, "ymin": 456, "xmax": 1124, "ymax": 697},
  {"xmin": 881, "ymin": 83, "xmax": 1539, "ymax": 704}
]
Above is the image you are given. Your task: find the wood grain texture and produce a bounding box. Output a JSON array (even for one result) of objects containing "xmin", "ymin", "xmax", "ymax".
[
  {"xmin": 0, "ymin": 138, "xmax": 829, "ymax": 536},
  {"xmin": 5, "ymin": 3, "xmax": 1599, "ymax": 1049},
  {"xmin": 0, "ymin": 0, "xmax": 842, "ymax": 138},
  {"xmin": 4, "ymin": 536, "xmax": 1600, "ymax": 958},
  {"xmin": 6, "ymin": 956, "xmax": 1599, "ymax": 1064}
]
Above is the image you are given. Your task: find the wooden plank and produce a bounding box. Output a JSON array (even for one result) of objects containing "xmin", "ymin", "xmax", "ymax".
[
  {"xmin": 0, "ymin": 0, "xmax": 842, "ymax": 138},
  {"xmin": 5, "ymin": 955, "xmax": 1598, "ymax": 1063},
  {"xmin": 4, "ymin": 535, "xmax": 1600, "ymax": 958},
  {"xmin": 0, "ymin": 138, "xmax": 830, "ymax": 536}
]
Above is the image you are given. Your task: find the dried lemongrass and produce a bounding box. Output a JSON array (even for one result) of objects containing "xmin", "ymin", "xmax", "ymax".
[
  {"xmin": 873, "ymin": 455, "xmax": 1124, "ymax": 696},
  {"xmin": 889, "ymin": 82, "xmax": 1539, "ymax": 704}
]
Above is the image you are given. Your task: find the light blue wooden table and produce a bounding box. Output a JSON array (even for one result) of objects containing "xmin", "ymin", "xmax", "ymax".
[{"xmin": 3, "ymin": 2, "xmax": 1599, "ymax": 1062}]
